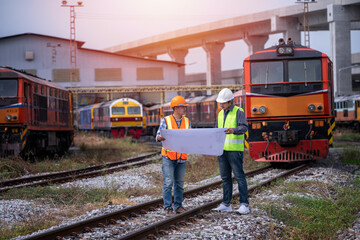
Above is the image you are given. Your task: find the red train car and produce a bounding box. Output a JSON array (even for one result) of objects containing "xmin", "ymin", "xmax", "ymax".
[
  {"xmin": 244, "ymin": 38, "xmax": 335, "ymax": 162},
  {"xmin": 0, "ymin": 67, "xmax": 74, "ymax": 158},
  {"xmin": 143, "ymin": 90, "xmax": 245, "ymax": 134}
]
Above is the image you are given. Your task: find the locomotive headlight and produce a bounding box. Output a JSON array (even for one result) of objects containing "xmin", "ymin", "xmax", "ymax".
[
  {"xmin": 317, "ymin": 105, "xmax": 323, "ymax": 111},
  {"xmin": 285, "ymin": 47, "xmax": 294, "ymax": 54},
  {"xmin": 12, "ymin": 115, "xmax": 18, "ymax": 120},
  {"xmin": 277, "ymin": 46, "xmax": 294, "ymax": 56},
  {"xmin": 259, "ymin": 106, "xmax": 267, "ymax": 114},
  {"xmin": 6, "ymin": 115, "xmax": 12, "ymax": 121},
  {"xmin": 277, "ymin": 47, "xmax": 285, "ymax": 54},
  {"xmin": 308, "ymin": 104, "xmax": 316, "ymax": 112},
  {"xmin": 252, "ymin": 107, "xmax": 258, "ymax": 113}
]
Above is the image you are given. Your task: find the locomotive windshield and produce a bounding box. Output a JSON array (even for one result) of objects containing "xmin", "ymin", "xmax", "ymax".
[
  {"xmin": 288, "ymin": 59, "xmax": 321, "ymax": 82},
  {"xmin": 251, "ymin": 61, "xmax": 283, "ymax": 84},
  {"xmin": 112, "ymin": 107, "xmax": 125, "ymax": 115},
  {"xmin": 128, "ymin": 106, "xmax": 141, "ymax": 115},
  {"xmin": 250, "ymin": 59, "xmax": 322, "ymax": 84},
  {"xmin": 0, "ymin": 79, "xmax": 17, "ymax": 97}
]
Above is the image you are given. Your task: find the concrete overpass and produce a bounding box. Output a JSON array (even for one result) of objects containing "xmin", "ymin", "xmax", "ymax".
[{"xmin": 106, "ymin": 0, "xmax": 360, "ymax": 96}]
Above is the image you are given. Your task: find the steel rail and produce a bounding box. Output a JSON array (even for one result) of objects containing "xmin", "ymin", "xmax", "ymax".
[
  {"xmin": 22, "ymin": 165, "xmax": 272, "ymax": 240},
  {"xmin": 0, "ymin": 152, "xmax": 160, "ymax": 192},
  {"xmin": 119, "ymin": 164, "xmax": 309, "ymax": 240}
]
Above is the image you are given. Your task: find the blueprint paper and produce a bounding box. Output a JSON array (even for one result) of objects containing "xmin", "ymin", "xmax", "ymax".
[{"xmin": 160, "ymin": 128, "xmax": 226, "ymax": 156}]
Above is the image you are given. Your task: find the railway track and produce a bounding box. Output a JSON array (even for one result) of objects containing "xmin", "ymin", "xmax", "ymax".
[
  {"xmin": 0, "ymin": 152, "xmax": 160, "ymax": 193},
  {"xmin": 22, "ymin": 164, "xmax": 309, "ymax": 240}
]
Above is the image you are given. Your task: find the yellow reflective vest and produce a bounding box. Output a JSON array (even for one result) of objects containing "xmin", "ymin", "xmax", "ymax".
[{"xmin": 218, "ymin": 106, "xmax": 245, "ymax": 151}]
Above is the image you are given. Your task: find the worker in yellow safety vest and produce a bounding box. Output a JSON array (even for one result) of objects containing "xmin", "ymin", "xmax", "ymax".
[
  {"xmin": 212, "ymin": 88, "xmax": 250, "ymax": 214},
  {"xmin": 156, "ymin": 95, "xmax": 191, "ymax": 217}
]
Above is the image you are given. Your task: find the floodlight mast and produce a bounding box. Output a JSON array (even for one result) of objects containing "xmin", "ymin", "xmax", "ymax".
[
  {"xmin": 61, "ymin": 1, "xmax": 83, "ymax": 88},
  {"xmin": 295, "ymin": 0, "xmax": 317, "ymax": 47}
]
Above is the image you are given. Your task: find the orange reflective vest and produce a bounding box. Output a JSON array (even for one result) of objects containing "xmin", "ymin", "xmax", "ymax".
[{"xmin": 161, "ymin": 115, "xmax": 190, "ymax": 160}]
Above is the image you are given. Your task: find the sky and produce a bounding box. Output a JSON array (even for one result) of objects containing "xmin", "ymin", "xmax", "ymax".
[{"xmin": 1, "ymin": 0, "xmax": 359, "ymax": 73}]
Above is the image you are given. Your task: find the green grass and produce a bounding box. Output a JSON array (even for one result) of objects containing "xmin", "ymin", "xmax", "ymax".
[
  {"xmin": 0, "ymin": 133, "xmax": 152, "ymax": 181},
  {"xmin": 334, "ymin": 133, "xmax": 360, "ymax": 142},
  {"xmin": 342, "ymin": 147, "xmax": 360, "ymax": 166},
  {"xmin": 1, "ymin": 218, "xmax": 59, "ymax": 240},
  {"xmin": 0, "ymin": 185, "xmax": 148, "ymax": 239},
  {"xmin": 1, "ymin": 186, "xmax": 125, "ymax": 205},
  {"xmin": 258, "ymin": 179, "xmax": 360, "ymax": 240}
]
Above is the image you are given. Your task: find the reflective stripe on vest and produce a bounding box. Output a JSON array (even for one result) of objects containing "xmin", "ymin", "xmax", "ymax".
[
  {"xmin": 161, "ymin": 115, "xmax": 190, "ymax": 160},
  {"xmin": 218, "ymin": 106, "xmax": 245, "ymax": 151}
]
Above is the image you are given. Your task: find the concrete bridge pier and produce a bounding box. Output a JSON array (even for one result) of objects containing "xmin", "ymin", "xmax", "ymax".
[
  {"xmin": 168, "ymin": 48, "xmax": 189, "ymax": 86},
  {"xmin": 328, "ymin": 4, "xmax": 352, "ymax": 96},
  {"xmin": 243, "ymin": 34, "xmax": 269, "ymax": 55},
  {"xmin": 271, "ymin": 16, "xmax": 301, "ymax": 45},
  {"xmin": 202, "ymin": 41, "xmax": 225, "ymax": 91}
]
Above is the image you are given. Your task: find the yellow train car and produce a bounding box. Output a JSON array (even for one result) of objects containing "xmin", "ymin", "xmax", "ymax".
[{"xmin": 93, "ymin": 98, "xmax": 144, "ymax": 139}]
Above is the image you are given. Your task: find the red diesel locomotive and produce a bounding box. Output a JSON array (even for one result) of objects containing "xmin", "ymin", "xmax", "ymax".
[
  {"xmin": 0, "ymin": 67, "xmax": 74, "ymax": 158},
  {"xmin": 244, "ymin": 38, "xmax": 335, "ymax": 162}
]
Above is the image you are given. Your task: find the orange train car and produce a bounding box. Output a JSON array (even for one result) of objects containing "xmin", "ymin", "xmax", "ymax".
[
  {"xmin": 243, "ymin": 38, "xmax": 335, "ymax": 162},
  {"xmin": 334, "ymin": 94, "xmax": 360, "ymax": 131},
  {"xmin": 0, "ymin": 67, "xmax": 73, "ymax": 158}
]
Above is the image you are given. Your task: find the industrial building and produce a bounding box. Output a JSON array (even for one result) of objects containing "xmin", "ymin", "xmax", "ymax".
[{"xmin": 0, "ymin": 33, "xmax": 183, "ymax": 106}]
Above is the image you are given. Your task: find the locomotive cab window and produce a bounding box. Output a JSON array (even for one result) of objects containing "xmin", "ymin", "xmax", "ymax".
[
  {"xmin": 251, "ymin": 61, "xmax": 283, "ymax": 84},
  {"xmin": 112, "ymin": 107, "xmax": 125, "ymax": 115},
  {"xmin": 288, "ymin": 59, "xmax": 321, "ymax": 82},
  {"xmin": 0, "ymin": 80, "xmax": 18, "ymax": 97},
  {"xmin": 128, "ymin": 106, "xmax": 141, "ymax": 115}
]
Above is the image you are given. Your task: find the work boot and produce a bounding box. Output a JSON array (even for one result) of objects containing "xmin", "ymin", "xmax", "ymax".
[
  {"xmin": 165, "ymin": 207, "xmax": 173, "ymax": 217},
  {"xmin": 175, "ymin": 206, "xmax": 185, "ymax": 214}
]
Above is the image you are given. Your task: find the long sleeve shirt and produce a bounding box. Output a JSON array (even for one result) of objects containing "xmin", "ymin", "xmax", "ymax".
[{"xmin": 216, "ymin": 104, "xmax": 248, "ymax": 135}]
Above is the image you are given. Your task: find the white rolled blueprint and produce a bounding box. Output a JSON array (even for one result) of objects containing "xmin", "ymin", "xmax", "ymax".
[{"xmin": 160, "ymin": 128, "xmax": 226, "ymax": 156}]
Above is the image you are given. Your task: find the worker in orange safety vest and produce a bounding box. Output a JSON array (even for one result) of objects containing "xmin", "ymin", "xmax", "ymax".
[{"xmin": 156, "ymin": 95, "xmax": 191, "ymax": 217}]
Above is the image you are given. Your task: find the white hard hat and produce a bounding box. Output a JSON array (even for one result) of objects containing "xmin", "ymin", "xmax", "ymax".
[{"xmin": 216, "ymin": 88, "xmax": 234, "ymax": 103}]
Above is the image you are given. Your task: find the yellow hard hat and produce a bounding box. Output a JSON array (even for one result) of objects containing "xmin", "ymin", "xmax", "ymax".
[{"xmin": 171, "ymin": 96, "xmax": 187, "ymax": 108}]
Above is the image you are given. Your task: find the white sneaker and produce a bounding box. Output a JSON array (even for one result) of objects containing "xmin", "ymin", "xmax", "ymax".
[
  {"xmin": 212, "ymin": 203, "xmax": 232, "ymax": 212},
  {"xmin": 237, "ymin": 204, "xmax": 250, "ymax": 214}
]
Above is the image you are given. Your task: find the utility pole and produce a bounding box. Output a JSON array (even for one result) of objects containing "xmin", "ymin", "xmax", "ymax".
[
  {"xmin": 61, "ymin": 0, "xmax": 83, "ymax": 88},
  {"xmin": 295, "ymin": 0, "xmax": 317, "ymax": 48}
]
